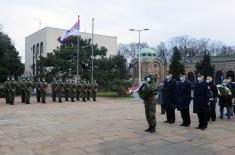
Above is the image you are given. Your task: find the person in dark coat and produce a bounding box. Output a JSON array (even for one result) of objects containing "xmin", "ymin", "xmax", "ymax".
[
  {"xmin": 193, "ymin": 74, "xmax": 209, "ymax": 130},
  {"xmin": 219, "ymin": 79, "xmax": 233, "ymax": 120},
  {"xmin": 176, "ymin": 74, "xmax": 192, "ymax": 127},
  {"xmin": 157, "ymin": 82, "xmax": 165, "ymax": 114},
  {"xmin": 206, "ymin": 76, "xmax": 218, "ymax": 123},
  {"xmin": 227, "ymin": 77, "xmax": 235, "ymax": 115},
  {"xmin": 162, "ymin": 73, "xmax": 177, "ymax": 124}
]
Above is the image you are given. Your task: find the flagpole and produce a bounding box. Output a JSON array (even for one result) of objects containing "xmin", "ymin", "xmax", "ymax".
[
  {"xmin": 91, "ymin": 18, "xmax": 94, "ymax": 83},
  {"xmin": 76, "ymin": 15, "xmax": 80, "ymax": 83}
]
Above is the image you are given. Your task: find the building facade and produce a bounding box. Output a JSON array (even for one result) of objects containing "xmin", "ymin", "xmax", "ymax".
[
  {"xmin": 25, "ymin": 27, "xmax": 117, "ymax": 75},
  {"xmin": 130, "ymin": 48, "xmax": 235, "ymax": 84}
]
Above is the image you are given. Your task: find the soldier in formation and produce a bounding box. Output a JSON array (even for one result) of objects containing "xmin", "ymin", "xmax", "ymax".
[
  {"xmin": 91, "ymin": 81, "xmax": 98, "ymax": 101},
  {"xmin": 3, "ymin": 76, "xmax": 11, "ymax": 104},
  {"xmin": 51, "ymin": 79, "xmax": 58, "ymax": 102},
  {"xmin": 57, "ymin": 79, "xmax": 64, "ymax": 103},
  {"xmin": 40, "ymin": 78, "xmax": 48, "ymax": 103},
  {"xmin": 76, "ymin": 80, "xmax": 81, "ymax": 101},
  {"xmin": 81, "ymin": 80, "xmax": 87, "ymax": 102},
  {"xmin": 35, "ymin": 78, "xmax": 41, "ymax": 102}
]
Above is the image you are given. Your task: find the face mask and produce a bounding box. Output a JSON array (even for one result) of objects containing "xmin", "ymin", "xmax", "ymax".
[
  {"xmin": 166, "ymin": 75, "xmax": 170, "ymax": 80},
  {"xmin": 180, "ymin": 77, "xmax": 185, "ymax": 81},
  {"xmin": 146, "ymin": 77, "xmax": 151, "ymax": 82},
  {"xmin": 206, "ymin": 80, "xmax": 210, "ymax": 83},
  {"xmin": 197, "ymin": 77, "xmax": 202, "ymax": 81}
]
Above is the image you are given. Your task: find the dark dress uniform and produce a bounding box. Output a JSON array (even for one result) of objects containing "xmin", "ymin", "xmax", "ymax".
[
  {"xmin": 207, "ymin": 82, "xmax": 218, "ymax": 122},
  {"xmin": 176, "ymin": 80, "xmax": 192, "ymax": 127},
  {"xmin": 193, "ymin": 81, "xmax": 209, "ymax": 130},
  {"xmin": 162, "ymin": 79, "xmax": 177, "ymax": 124}
]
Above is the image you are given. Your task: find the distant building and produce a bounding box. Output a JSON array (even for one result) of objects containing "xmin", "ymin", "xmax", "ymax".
[
  {"xmin": 25, "ymin": 27, "xmax": 117, "ymax": 75},
  {"xmin": 130, "ymin": 48, "xmax": 235, "ymax": 84}
]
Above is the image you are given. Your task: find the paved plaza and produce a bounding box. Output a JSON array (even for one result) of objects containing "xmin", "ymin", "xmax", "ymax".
[{"xmin": 0, "ymin": 96, "xmax": 235, "ymax": 155}]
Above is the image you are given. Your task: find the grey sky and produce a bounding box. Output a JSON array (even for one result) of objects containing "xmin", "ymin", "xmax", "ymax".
[{"xmin": 1, "ymin": 0, "xmax": 235, "ymax": 62}]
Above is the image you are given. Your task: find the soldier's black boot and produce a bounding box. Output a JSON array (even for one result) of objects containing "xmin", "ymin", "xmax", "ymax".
[
  {"xmin": 145, "ymin": 126, "xmax": 151, "ymax": 132},
  {"xmin": 149, "ymin": 126, "xmax": 156, "ymax": 133},
  {"xmin": 26, "ymin": 100, "xmax": 30, "ymax": 104}
]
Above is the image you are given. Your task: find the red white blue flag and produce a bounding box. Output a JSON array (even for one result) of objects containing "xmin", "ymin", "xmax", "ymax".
[{"xmin": 59, "ymin": 20, "xmax": 80, "ymax": 42}]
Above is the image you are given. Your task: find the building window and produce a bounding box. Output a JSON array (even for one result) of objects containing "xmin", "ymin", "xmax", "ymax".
[
  {"xmin": 33, "ymin": 45, "xmax": 35, "ymax": 54},
  {"xmin": 40, "ymin": 42, "xmax": 43, "ymax": 53},
  {"xmin": 36, "ymin": 43, "xmax": 39, "ymax": 54}
]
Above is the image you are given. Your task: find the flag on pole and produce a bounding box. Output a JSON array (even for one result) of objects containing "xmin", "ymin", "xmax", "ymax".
[{"xmin": 59, "ymin": 20, "xmax": 80, "ymax": 42}]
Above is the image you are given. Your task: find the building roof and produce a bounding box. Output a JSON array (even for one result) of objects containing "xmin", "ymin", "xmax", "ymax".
[{"xmin": 139, "ymin": 48, "xmax": 157, "ymax": 62}]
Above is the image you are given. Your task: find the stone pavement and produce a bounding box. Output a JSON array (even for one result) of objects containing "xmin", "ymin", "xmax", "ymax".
[{"xmin": 0, "ymin": 96, "xmax": 235, "ymax": 155}]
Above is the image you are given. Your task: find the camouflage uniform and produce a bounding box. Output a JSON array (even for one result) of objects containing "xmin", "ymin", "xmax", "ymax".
[
  {"xmin": 64, "ymin": 80, "xmax": 70, "ymax": 101},
  {"xmin": 20, "ymin": 78, "xmax": 26, "ymax": 103},
  {"xmin": 139, "ymin": 75, "xmax": 158, "ymax": 133},
  {"xmin": 87, "ymin": 82, "xmax": 91, "ymax": 101},
  {"xmin": 3, "ymin": 77, "xmax": 11, "ymax": 104},
  {"xmin": 25, "ymin": 78, "xmax": 33, "ymax": 104},
  {"xmin": 35, "ymin": 79, "xmax": 41, "ymax": 102},
  {"xmin": 81, "ymin": 81, "xmax": 87, "ymax": 102},
  {"xmin": 57, "ymin": 80, "xmax": 64, "ymax": 103},
  {"xmin": 51, "ymin": 80, "xmax": 58, "ymax": 102},
  {"xmin": 40, "ymin": 79, "xmax": 48, "ymax": 103},
  {"xmin": 91, "ymin": 82, "xmax": 98, "ymax": 101},
  {"xmin": 76, "ymin": 81, "xmax": 81, "ymax": 101},
  {"xmin": 70, "ymin": 80, "xmax": 76, "ymax": 102},
  {"xmin": 9, "ymin": 76, "xmax": 17, "ymax": 105}
]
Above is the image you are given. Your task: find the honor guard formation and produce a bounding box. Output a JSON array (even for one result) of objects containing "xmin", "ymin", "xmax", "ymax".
[
  {"xmin": 139, "ymin": 73, "xmax": 235, "ymax": 133},
  {"xmin": 3, "ymin": 76, "xmax": 98, "ymax": 105}
]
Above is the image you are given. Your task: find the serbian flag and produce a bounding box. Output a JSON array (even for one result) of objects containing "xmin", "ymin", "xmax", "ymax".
[{"xmin": 59, "ymin": 19, "xmax": 80, "ymax": 43}]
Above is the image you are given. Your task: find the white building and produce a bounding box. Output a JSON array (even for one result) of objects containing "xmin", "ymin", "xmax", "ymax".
[{"xmin": 25, "ymin": 27, "xmax": 117, "ymax": 75}]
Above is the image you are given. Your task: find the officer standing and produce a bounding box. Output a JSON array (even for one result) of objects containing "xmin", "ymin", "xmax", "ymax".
[
  {"xmin": 81, "ymin": 80, "xmax": 87, "ymax": 102},
  {"xmin": 40, "ymin": 78, "xmax": 48, "ymax": 103},
  {"xmin": 70, "ymin": 79, "xmax": 76, "ymax": 102},
  {"xmin": 76, "ymin": 81, "xmax": 81, "ymax": 101},
  {"xmin": 20, "ymin": 77, "xmax": 26, "ymax": 103},
  {"xmin": 64, "ymin": 79, "xmax": 70, "ymax": 101},
  {"xmin": 206, "ymin": 76, "xmax": 218, "ymax": 123},
  {"xmin": 3, "ymin": 76, "xmax": 11, "ymax": 104},
  {"xmin": 138, "ymin": 75, "xmax": 158, "ymax": 133},
  {"xmin": 9, "ymin": 76, "xmax": 17, "ymax": 105},
  {"xmin": 87, "ymin": 81, "xmax": 91, "ymax": 101},
  {"xmin": 35, "ymin": 78, "xmax": 41, "ymax": 102},
  {"xmin": 162, "ymin": 73, "xmax": 177, "ymax": 124},
  {"xmin": 51, "ymin": 79, "xmax": 58, "ymax": 102},
  {"xmin": 25, "ymin": 77, "xmax": 33, "ymax": 104},
  {"xmin": 57, "ymin": 79, "xmax": 64, "ymax": 103},
  {"xmin": 176, "ymin": 74, "xmax": 192, "ymax": 127},
  {"xmin": 91, "ymin": 81, "xmax": 98, "ymax": 101},
  {"xmin": 193, "ymin": 74, "xmax": 209, "ymax": 130}
]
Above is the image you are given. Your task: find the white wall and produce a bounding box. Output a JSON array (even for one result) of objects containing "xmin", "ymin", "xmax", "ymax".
[{"xmin": 25, "ymin": 27, "xmax": 117, "ymax": 75}]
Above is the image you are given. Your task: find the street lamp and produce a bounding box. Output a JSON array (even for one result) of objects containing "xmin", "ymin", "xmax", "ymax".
[{"xmin": 129, "ymin": 28, "xmax": 150, "ymax": 85}]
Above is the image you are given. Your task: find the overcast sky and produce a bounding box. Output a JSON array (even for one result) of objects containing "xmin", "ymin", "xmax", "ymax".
[{"xmin": 1, "ymin": 0, "xmax": 235, "ymax": 62}]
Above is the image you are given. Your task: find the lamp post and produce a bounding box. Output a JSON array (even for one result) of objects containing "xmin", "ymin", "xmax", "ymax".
[{"xmin": 129, "ymin": 28, "xmax": 149, "ymax": 85}]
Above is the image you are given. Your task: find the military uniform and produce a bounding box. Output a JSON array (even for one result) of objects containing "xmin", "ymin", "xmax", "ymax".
[
  {"xmin": 76, "ymin": 81, "xmax": 81, "ymax": 101},
  {"xmin": 138, "ymin": 75, "xmax": 158, "ymax": 133},
  {"xmin": 70, "ymin": 80, "xmax": 76, "ymax": 102},
  {"xmin": 57, "ymin": 80, "xmax": 64, "ymax": 103},
  {"xmin": 64, "ymin": 80, "xmax": 70, "ymax": 101},
  {"xmin": 51, "ymin": 80, "xmax": 58, "ymax": 102},
  {"xmin": 3, "ymin": 77, "xmax": 11, "ymax": 104},
  {"xmin": 25, "ymin": 78, "xmax": 33, "ymax": 104},
  {"xmin": 9, "ymin": 77, "xmax": 17, "ymax": 105},
  {"xmin": 40, "ymin": 79, "xmax": 48, "ymax": 103},
  {"xmin": 91, "ymin": 82, "xmax": 98, "ymax": 101},
  {"xmin": 87, "ymin": 82, "xmax": 91, "ymax": 101},
  {"xmin": 35, "ymin": 80, "xmax": 41, "ymax": 102},
  {"xmin": 20, "ymin": 78, "xmax": 26, "ymax": 103},
  {"xmin": 81, "ymin": 81, "xmax": 87, "ymax": 102}
]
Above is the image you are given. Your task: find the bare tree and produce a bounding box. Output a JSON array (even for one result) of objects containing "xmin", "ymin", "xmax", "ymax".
[{"xmin": 117, "ymin": 43, "xmax": 149, "ymax": 60}]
